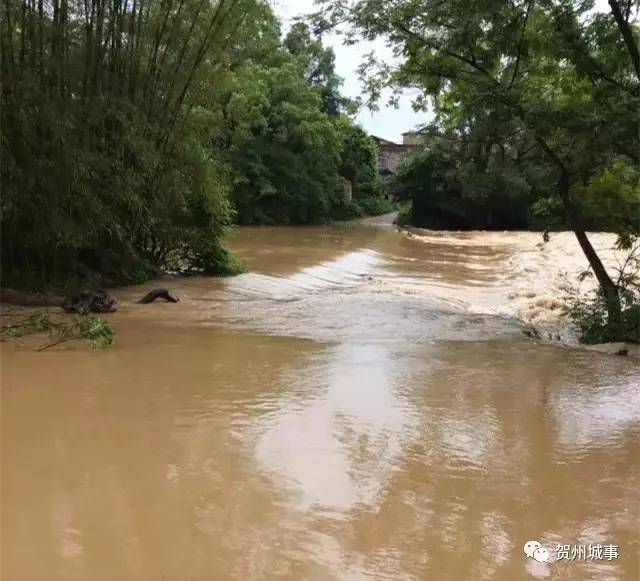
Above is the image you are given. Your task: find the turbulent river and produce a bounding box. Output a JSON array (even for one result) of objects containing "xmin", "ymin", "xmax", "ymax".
[{"xmin": 2, "ymin": 223, "xmax": 639, "ymax": 580}]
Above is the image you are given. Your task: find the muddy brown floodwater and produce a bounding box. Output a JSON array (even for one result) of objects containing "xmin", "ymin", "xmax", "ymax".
[{"xmin": 2, "ymin": 224, "xmax": 639, "ymax": 581}]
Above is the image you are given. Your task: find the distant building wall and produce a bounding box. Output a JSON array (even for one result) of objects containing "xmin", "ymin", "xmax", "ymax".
[
  {"xmin": 402, "ymin": 132, "xmax": 419, "ymax": 146},
  {"xmin": 372, "ymin": 136, "xmax": 417, "ymax": 176},
  {"xmin": 402, "ymin": 131, "xmax": 427, "ymax": 146},
  {"xmin": 342, "ymin": 178, "xmax": 352, "ymax": 202}
]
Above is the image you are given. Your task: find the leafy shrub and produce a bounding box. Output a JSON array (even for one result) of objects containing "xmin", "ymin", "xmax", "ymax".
[
  {"xmin": 358, "ymin": 197, "xmax": 396, "ymax": 216},
  {"xmin": 331, "ymin": 200, "xmax": 364, "ymax": 221},
  {"xmin": 395, "ymin": 203, "xmax": 412, "ymax": 226},
  {"xmin": 79, "ymin": 317, "xmax": 115, "ymax": 348},
  {"xmin": 568, "ymin": 291, "xmax": 640, "ymax": 344},
  {"xmin": 566, "ymin": 244, "xmax": 640, "ymax": 344},
  {"xmin": 1, "ymin": 0, "xmax": 250, "ymax": 291}
]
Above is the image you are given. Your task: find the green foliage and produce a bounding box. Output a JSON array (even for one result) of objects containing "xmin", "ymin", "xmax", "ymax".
[
  {"xmin": 215, "ymin": 28, "xmax": 382, "ymax": 226},
  {"xmin": 391, "ymin": 136, "xmax": 555, "ymax": 230},
  {"xmin": 316, "ymin": 0, "xmax": 638, "ymax": 339},
  {"xmin": 331, "ymin": 200, "xmax": 365, "ymax": 222},
  {"xmin": 532, "ymin": 159, "xmax": 640, "ymax": 235},
  {"xmin": 577, "ymin": 159, "xmax": 640, "ymax": 237},
  {"xmin": 395, "ymin": 202, "xmax": 412, "ymax": 227},
  {"xmin": 219, "ymin": 61, "xmax": 342, "ymax": 225},
  {"xmin": 568, "ymin": 288, "xmax": 640, "ymax": 344},
  {"xmin": 1, "ymin": 311, "xmax": 115, "ymax": 349},
  {"xmin": 284, "ymin": 22, "xmax": 350, "ymax": 115},
  {"xmin": 391, "ymin": 138, "xmax": 638, "ymax": 233},
  {"xmin": 331, "ymin": 196, "xmax": 396, "ymax": 222},
  {"xmin": 334, "ymin": 116, "xmax": 383, "ymax": 198},
  {"xmin": 79, "ymin": 317, "xmax": 115, "ymax": 348},
  {"xmin": 1, "ymin": 0, "xmax": 256, "ymax": 289},
  {"xmin": 357, "ymin": 196, "xmax": 396, "ymax": 216},
  {"xmin": 187, "ymin": 240, "xmax": 245, "ymax": 276},
  {"xmin": 1, "ymin": 0, "xmax": 389, "ymax": 289},
  {"xmin": 566, "ymin": 242, "xmax": 640, "ymax": 343},
  {"xmin": 531, "ymin": 197, "xmax": 567, "ymax": 230},
  {"xmin": 318, "ymin": 0, "xmax": 638, "ymax": 234}
]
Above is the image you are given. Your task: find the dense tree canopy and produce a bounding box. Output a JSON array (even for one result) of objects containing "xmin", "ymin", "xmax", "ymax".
[
  {"xmin": 211, "ymin": 13, "xmax": 384, "ymax": 225},
  {"xmin": 316, "ymin": 0, "xmax": 639, "ymax": 337},
  {"xmin": 284, "ymin": 21, "xmax": 349, "ymax": 115},
  {"xmin": 218, "ymin": 61, "xmax": 343, "ymax": 225},
  {"xmin": 392, "ymin": 123, "xmax": 550, "ymax": 230},
  {"xmin": 1, "ymin": 0, "xmax": 257, "ymax": 287},
  {"xmin": 1, "ymin": 0, "xmax": 385, "ymax": 287},
  {"xmin": 4, "ymin": 0, "xmax": 636, "ymax": 343}
]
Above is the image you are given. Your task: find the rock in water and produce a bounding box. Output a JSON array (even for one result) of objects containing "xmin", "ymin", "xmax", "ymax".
[{"xmin": 62, "ymin": 290, "xmax": 118, "ymax": 314}]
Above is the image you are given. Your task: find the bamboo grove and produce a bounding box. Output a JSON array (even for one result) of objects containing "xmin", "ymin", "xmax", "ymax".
[
  {"xmin": 1, "ymin": 0, "xmax": 256, "ymax": 287},
  {"xmin": 1, "ymin": 0, "xmax": 391, "ymax": 289}
]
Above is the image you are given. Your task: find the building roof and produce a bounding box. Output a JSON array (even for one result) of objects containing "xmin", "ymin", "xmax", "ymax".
[
  {"xmin": 371, "ymin": 136, "xmax": 417, "ymax": 149},
  {"xmin": 371, "ymin": 135, "xmax": 399, "ymax": 146}
]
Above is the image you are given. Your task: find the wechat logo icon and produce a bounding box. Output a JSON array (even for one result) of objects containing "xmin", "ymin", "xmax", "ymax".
[{"xmin": 524, "ymin": 540, "xmax": 550, "ymax": 563}]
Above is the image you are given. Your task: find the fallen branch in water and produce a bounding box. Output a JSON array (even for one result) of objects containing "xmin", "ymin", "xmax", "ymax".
[
  {"xmin": 37, "ymin": 336, "xmax": 72, "ymax": 351},
  {"xmin": 0, "ymin": 311, "xmax": 114, "ymax": 349}
]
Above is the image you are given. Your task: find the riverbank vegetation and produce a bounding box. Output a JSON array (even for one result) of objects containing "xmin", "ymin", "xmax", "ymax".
[
  {"xmin": 1, "ymin": 1, "xmax": 385, "ymax": 291},
  {"xmin": 314, "ymin": 0, "xmax": 639, "ymax": 342},
  {"xmin": 2, "ymin": 0, "xmax": 638, "ymax": 344},
  {"xmin": 566, "ymin": 241, "xmax": 640, "ymax": 344}
]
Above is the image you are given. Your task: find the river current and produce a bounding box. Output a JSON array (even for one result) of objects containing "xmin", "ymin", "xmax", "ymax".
[{"xmin": 2, "ymin": 224, "xmax": 639, "ymax": 580}]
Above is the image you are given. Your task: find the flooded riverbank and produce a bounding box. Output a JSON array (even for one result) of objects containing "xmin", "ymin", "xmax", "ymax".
[{"xmin": 2, "ymin": 225, "xmax": 639, "ymax": 580}]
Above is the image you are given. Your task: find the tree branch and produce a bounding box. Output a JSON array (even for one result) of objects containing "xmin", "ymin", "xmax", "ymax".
[
  {"xmin": 508, "ymin": 0, "xmax": 532, "ymax": 90},
  {"xmin": 608, "ymin": 0, "xmax": 640, "ymax": 82}
]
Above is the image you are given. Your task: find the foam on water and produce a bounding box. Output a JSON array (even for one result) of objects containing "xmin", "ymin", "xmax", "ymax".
[
  {"xmin": 395, "ymin": 229, "xmax": 624, "ymax": 343},
  {"xmin": 115, "ymin": 226, "xmax": 626, "ymax": 346}
]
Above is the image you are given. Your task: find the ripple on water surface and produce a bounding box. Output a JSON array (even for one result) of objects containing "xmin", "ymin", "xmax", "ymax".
[{"xmin": 2, "ymin": 225, "xmax": 639, "ymax": 581}]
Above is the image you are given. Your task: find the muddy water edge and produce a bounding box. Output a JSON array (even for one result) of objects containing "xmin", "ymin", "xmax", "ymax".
[{"xmin": 2, "ymin": 224, "xmax": 639, "ymax": 581}]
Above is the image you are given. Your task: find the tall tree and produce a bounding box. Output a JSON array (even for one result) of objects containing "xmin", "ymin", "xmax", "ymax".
[
  {"xmin": 607, "ymin": 0, "xmax": 640, "ymax": 80},
  {"xmin": 216, "ymin": 59, "xmax": 343, "ymax": 224},
  {"xmin": 315, "ymin": 0, "xmax": 639, "ymax": 336},
  {"xmin": 284, "ymin": 21, "xmax": 349, "ymax": 115},
  {"xmin": 1, "ymin": 0, "xmax": 258, "ymax": 286}
]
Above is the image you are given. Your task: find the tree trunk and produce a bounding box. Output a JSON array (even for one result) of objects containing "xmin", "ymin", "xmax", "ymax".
[
  {"xmin": 535, "ymin": 136, "xmax": 622, "ymax": 336},
  {"xmin": 608, "ymin": 0, "xmax": 640, "ymax": 82}
]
